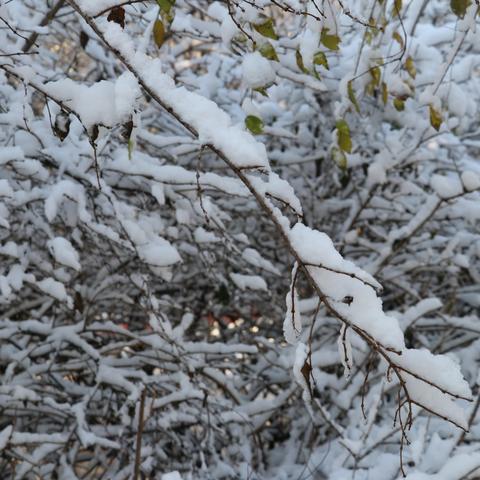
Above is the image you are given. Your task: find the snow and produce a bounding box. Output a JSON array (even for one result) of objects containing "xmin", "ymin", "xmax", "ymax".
[
  {"xmin": 367, "ymin": 162, "xmax": 387, "ymax": 185},
  {"xmin": 0, "ymin": 1, "xmax": 478, "ymax": 478},
  {"xmin": 401, "ymin": 297, "xmax": 442, "ymax": 330},
  {"xmin": 288, "ymin": 223, "xmax": 404, "ymax": 350},
  {"xmin": 242, "ymin": 248, "xmax": 280, "ymax": 275},
  {"xmin": 164, "ymin": 86, "xmax": 270, "ymax": 169},
  {"xmin": 293, "ymin": 342, "xmax": 310, "ymax": 398},
  {"xmin": 161, "ymin": 472, "xmax": 183, "ymax": 480},
  {"xmin": 230, "ymin": 273, "xmax": 267, "ymax": 291},
  {"xmin": 45, "ymin": 72, "xmax": 139, "ymax": 129},
  {"xmin": 430, "ymin": 174, "xmax": 463, "ymax": 199},
  {"xmin": 44, "ymin": 181, "xmax": 90, "ymax": 223},
  {"xmin": 102, "ymin": 22, "xmax": 270, "ymax": 169},
  {"xmin": 242, "ymin": 52, "xmax": 276, "ymax": 89},
  {"xmin": 194, "ymin": 227, "xmax": 220, "ymax": 243},
  {"xmin": 461, "ymin": 170, "xmax": 480, "ymax": 191},
  {"xmin": 0, "ymin": 425, "xmax": 12, "ymax": 451},
  {"xmin": 76, "ymin": 0, "xmax": 116, "ymax": 16},
  {"xmin": 447, "ymin": 83, "xmax": 468, "ymax": 117},
  {"xmin": 47, "ymin": 237, "xmax": 81, "ymax": 271},
  {"xmin": 0, "ymin": 146, "xmax": 23, "ymax": 164},
  {"xmin": 283, "ymin": 268, "xmax": 302, "ymax": 345},
  {"xmin": 395, "ymin": 349, "xmax": 471, "ymax": 399},
  {"xmin": 36, "ymin": 278, "xmax": 71, "ymax": 305},
  {"xmin": 404, "ymin": 452, "xmax": 480, "ymax": 479},
  {"xmin": 0, "ymin": 179, "xmax": 13, "ymax": 198},
  {"xmin": 137, "ymin": 239, "xmax": 181, "ymax": 268}
]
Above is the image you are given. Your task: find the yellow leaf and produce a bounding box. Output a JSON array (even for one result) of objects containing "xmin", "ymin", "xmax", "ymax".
[
  {"xmin": 405, "ymin": 56, "xmax": 416, "ymax": 79},
  {"xmin": 313, "ymin": 51, "xmax": 329, "ymax": 69},
  {"xmin": 295, "ymin": 49, "xmax": 309, "ymax": 73},
  {"xmin": 259, "ymin": 42, "xmax": 279, "ymax": 61},
  {"xmin": 370, "ymin": 66, "xmax": 381, "ymax": 87},
  {"xmin": 392, "ymin": 31, "xmax": 404, "ymax": 49},
  {"xmin": 393, "ymin": 97, "xmax": 405, "ymax": 111},
  {"xmin": 332, "ymin": 147, "xmax": 348, "ymax": 170},
  {"xmin": 382, "ymin": 82, "xmax": 388, "ymax": 105},
  {"xmin": 153, "ymin": 18, "xmax": 165, "ymax": 48},
  {"xmin": 336, "ymin": 119, "xmax": 352, "ymax": 153},
  {"xmin": 451, "ymin": 0, "xmax": 471, "ymax": 18},
  {"xmin": 253, "ymin": 18, "xmax": 278, "ymax": 40},
  {"xmin": 429, "ymin": 104, "xmax": 442, "ymax": 131},
  {"xmin": 321, "ymin": 29, "xmax": 341, "ymax": 51},
  {"xmin": 394, "ymin": 0, "xmax": 402, "ymax": 15},
  {"xmin": 347, "ymin": 80, "xmax": 360, "ymax": 113}
]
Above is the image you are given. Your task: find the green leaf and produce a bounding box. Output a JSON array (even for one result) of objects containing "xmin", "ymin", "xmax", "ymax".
[
  {"xmin": 336, "ymin": 119, "xmax": 352, "ymax": 153},
  {"xmin": 253, "ymin": 86, "xmax": 268, "ymax": 97},
  {"xmin": 253, "ymin": 18, "xmax": 278, "ymax": 40},
  {"xmin": 320, "ymin": 29, "xmax": 340, "ymax": 51},
  {"xmin": 347, "ymin": 80, "xmax": 360, "ymax": 113},
  {"xmin": 295, "ymin": 49, "xmax": 309, "ymax": 73},
  {"xmin": 313, "ymin": 51, "xmax": 329, "ymax": 69},
  {"xmin": 245, "ymin": 115, "xmax": 264, "ymax": 134},
  {"xmin": 405, "ymin": 56, "xmax": 416, "ymax": 79},
  {"xmin": 393, "ymin": 97, "xmax": 405, "ymax": 111},
  {"xmin": 157, "ymin": 0, "xmax": 175, "ymax": 14},
  {"xmin": 153, "ymin": 18, "xmax": 165, "ymax": 47},
  {"xmin": 259, "ymin": 42, "xmax": 279, "ymax": 61},
  {"xmin": 450, "ymin": 0, "xmax": 470, "ymax": 18},
  {"xmin": 429, "ymin": 104, "xmax": 442, "ymax": 131}
]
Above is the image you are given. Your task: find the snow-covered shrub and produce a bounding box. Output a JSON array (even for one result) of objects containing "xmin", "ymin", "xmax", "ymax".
[{"xmin": 0, "ymin": 1, "xmax": 479, "ymax": 478}]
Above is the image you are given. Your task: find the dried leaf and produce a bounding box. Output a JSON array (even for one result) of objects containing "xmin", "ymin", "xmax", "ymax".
[
  {"xmin": 79, "ymin": 31, "xmax": 89, "ymax": 49},
  {"xmin": 53, "ymin": 111, "xmax": 71, "ymax": 142},
  {"xmin": 90, "ymin": 124, "xmax": 99, "ymax": 144},
  {"xmin": 74, "ymin": 292, "xmax": 84, "ymax": 313},
  {"xmin": 107, "ymin": 7, "xmax": 125, "ymax": 29},
  {"xmin": 300, "ymin": 359, "xmax": 313, "ymax": 396},
  {"xmin": 121, "ymin": 119, "xmax": 134, "ymax": 141}
]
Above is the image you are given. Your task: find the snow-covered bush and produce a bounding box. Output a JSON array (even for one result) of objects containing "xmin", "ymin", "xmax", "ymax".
[{"xmin": 0, "ymin": 0, "xmax": 479, "ymax": 478}]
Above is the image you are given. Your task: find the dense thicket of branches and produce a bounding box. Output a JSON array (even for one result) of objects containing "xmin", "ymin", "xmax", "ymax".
[{"xmin": 0, "ymin": 1, "xmax": 480, "ymax": 479}]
